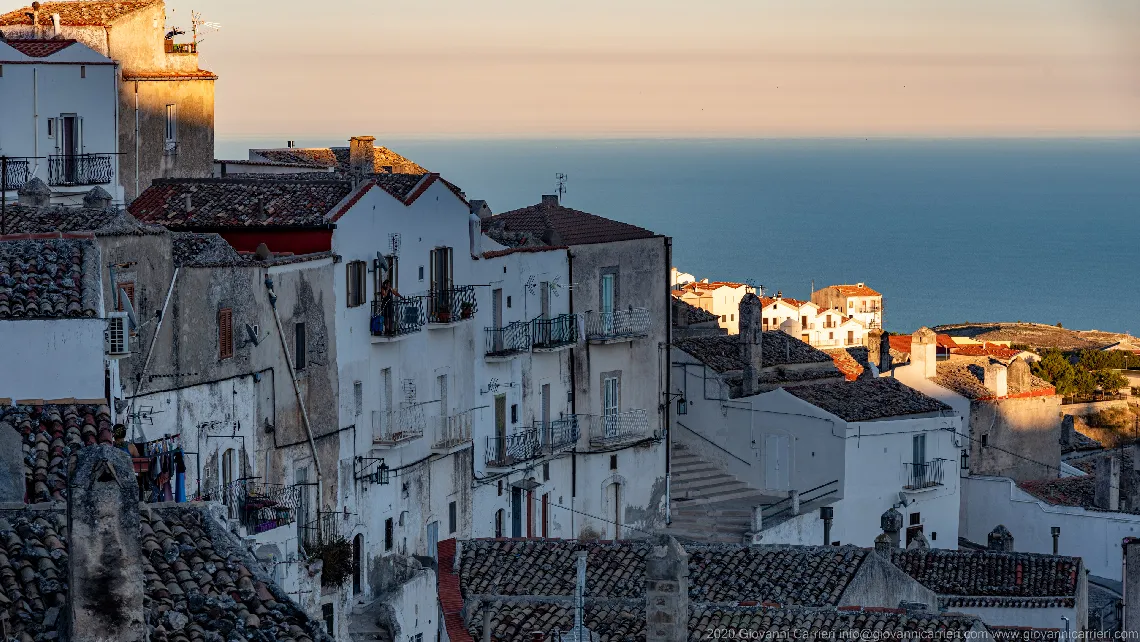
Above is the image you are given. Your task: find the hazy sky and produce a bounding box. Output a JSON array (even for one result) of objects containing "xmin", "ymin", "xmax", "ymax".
[{"xmin": 172, "ymin": 0, "xmax": 1140, "ymax": 138}]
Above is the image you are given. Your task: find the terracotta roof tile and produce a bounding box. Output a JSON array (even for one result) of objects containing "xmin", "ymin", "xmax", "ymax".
[
  {"xmin": 1, "ymin": 204, "xmax": 159, "ymax": 236},
  {"xmin": 674, "ymin": 332, "xmax": 835, "ymax": 373},
  {"xmin": 823, "ymin": 284, "xmax": 882, "ymax": 297},
  {"xmin": 0, "ymin": 0, "xmax": 159, "ymax": 26},
  {"xmin": 672, "ymin": 297, "xmax": 719, "ymax": 325},
  {"xmin": 129, "ymin": 178, "xmax": 352, "ymax": 228},
  {"xmin": 3, "ymin": 38, "xmax": 76, "ymax": 56},
  {"xmin": 485, "ymin": 199, "xmax": 658, "ymax": 247},
  {"xmin": 954, "ymin": 343, "xmax": 1024, "ymax": 360},
  {"xmin": 252, "ymin": 146, "xmax": 427, "ymax": 174},
  {"xmin": 0, "ymin": 403, "xmax": 112, "ymax": 503},
  {"xmin": 121, "ymin": 70, "xmax": 218, "ymax": 80},
  {"xmin": 785, "ymin": 377, "xmax": 950, "ymax": 421},
  {"xmin": 890, "ymin": 549, "xmax": 1080, "ymax": 604},
  {"xmin": 825, "ymin": 348, "xmax": 864, "ymax": 381},
  {"xmin": 0, "ymin": 237, "xmax": 99, "ymax": 319}
]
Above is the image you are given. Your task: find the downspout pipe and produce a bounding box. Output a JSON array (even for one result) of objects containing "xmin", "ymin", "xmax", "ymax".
[
  {"xmin": 125, "ymin": 267, "xmax": 179, "ymax": 439},
  {"xmin": 567, "ymin": 248, "xmax": 576, "ymax": 538},
  {"xmin": 664, "ymin": 236, "xmax": 673, "ymax": 525},
  {"xmin": 265, "ymin": 275, "xmax": 324, "ymax": 505}
]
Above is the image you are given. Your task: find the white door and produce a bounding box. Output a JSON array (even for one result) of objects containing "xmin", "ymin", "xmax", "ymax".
[
  {"xmin": 427, "ymin": 521, "xmax": 439, "ymax": 561},
  {"xmin": 600, "ymin": 273, "xmax": 615, "ymax": 334},
  {"xmin": 764, "ymin": 434, "xmax": 790, "ymax": 491},
  {"xmin": 603, "ymin": 377, "xmax": 620, "ymax": 437}
]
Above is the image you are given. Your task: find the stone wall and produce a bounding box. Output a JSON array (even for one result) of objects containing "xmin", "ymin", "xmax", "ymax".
[{"xmin": 969, "ymin": 395, "xmax": 1062, "ymax": 482}]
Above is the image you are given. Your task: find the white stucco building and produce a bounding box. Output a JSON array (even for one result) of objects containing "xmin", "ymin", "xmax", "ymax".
[
  {"xmin": 0, "ymin": 38, "xmax": 123, "ymax": 205},
  {"xmin": 759, "ymin": 294, "xmax": 868, "ymax": 349},
  {"xmin": 812, "ymin": 283, "xmax": 883, "ymax": 330},
  {"xmin": 673, "ymin": 279, "xmax": 755, "ymax": 334}
]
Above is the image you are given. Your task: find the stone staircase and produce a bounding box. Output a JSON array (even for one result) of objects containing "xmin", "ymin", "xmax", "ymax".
[{"xmin": 664, "ymin": 443, "xmax": 781, "ymax": 544}]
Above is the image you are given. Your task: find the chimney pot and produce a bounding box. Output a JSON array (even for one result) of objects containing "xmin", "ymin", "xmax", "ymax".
[
  {"xmin": 541, "ymin": 194, "xmax": 559, "ymax": 206},
  {"xmin": 984, "ymin": 361, "xmax": 1008, "ymax": 398},
  {"xmin": 776, "ymin": 290, "xmax": 782, "ymax": 299},
  {"xmin": 348, "ymin": 136, "xmax": 376, "ymax": 176},
  {"xmin": 987, "ymin": 525, "xmax": 1014, "ymax": 552},
  {"xmin": 738, "ymin": 293, "xmax": 764, "ymax": 397},
  {"xmin": 183, "ymin": 193, "xmax": 192, "ymax": 212}
]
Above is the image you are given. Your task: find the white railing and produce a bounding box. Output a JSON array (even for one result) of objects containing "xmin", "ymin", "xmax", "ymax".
[
  {"xmin": 433, "ymin": 410, "xmax": 474, "ymax": 450},
  {"xmin": 373, "ymin": 406, "xmax": 425, "ymax": 445},
  {"xmin": 584, "ymin": 308, "xmax": 650, "ymax": 341},
  {"xmin": 587, "ymin": 410, "xmax": 652, "ymax": 447}
]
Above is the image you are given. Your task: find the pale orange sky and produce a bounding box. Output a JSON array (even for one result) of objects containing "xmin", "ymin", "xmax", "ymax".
[{"xmin": 174, "ymin": 0, "xmax": 1140, "ymax": 137}]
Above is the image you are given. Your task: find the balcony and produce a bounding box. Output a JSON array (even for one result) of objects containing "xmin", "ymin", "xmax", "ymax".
[
  {"xmin": 587, "ymin": 409, "xmax": 653, "ymax": 448},
  {"xmin": 371, "ymin": 296, "xmax": 425, "ymax": 342},
  {"xmin": 195, "ymin": 479, "xmax": 301, "ymax": 535},
  {"xmin": 485, "ymin": 321, "xmax": 531, "ymax": 360},
  {"xmin": 903, "ymin": 458, "xmax": 947, "ymax": 491},
  {"xmin": 300, "ymin": 511, "xmax": 341, "ymax": 550},
  {"xmin": 1, "ymin": 158, "xmax": 31, "ymax": 190},
  {"xmin": 48, "ymin": 154, "xmax": 113, "ymax": 187},
  {"xmin": 541, "ymin": 416, "xmax": 581, "ymax": 455},
  {"xmin": 584, "ymin": 308, "xmax": 650, "ymax": 343},
  {"xmin": 433, "ymin": 410, "xmax": 474, "ymax": 454},
  {"xmin": 531, "ymin": 313, "xmax": 579, "ymax": 352},
  {"xmin": 372, "ymin": 406, "xmax": 425, "ymax": 447},
  {"xmin": 485, "ymin": 428, "xmax": 542, "ymax": 468},
  {"xmin": 426, "ymin": 286, "xmax": 478, "ymax": 327}
]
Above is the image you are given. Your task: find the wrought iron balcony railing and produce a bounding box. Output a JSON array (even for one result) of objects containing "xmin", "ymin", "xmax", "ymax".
[
  {"xmin": 371, "ymin": 296, "xmax": 425, "ymax": 338},
  {"xmin": 531, "ymin": 313, "xmax": 579, "ymax": 350},
  {"xmin": 434, "ymin": 410, "xmax": 474, "ymax": 451},
  {"xmin": 903, "ymin": 458, "xmax": 947, "ymax": 490},
  {"xmin": 584, "ymin": 308, "xmax": 650, "ymax": 341},
  {"xmin": 426, "ymin": 285, "xmax": 478, "ymax": 324},
  {"xmin": 1, "ymin": 158, "xmax": 31, "ymax": 190},
  {"xmin": 47, "ymin": 154, "xmax": 113, "ymax": 187},
  {"xmin": 194, "ymin": 479, "xmax": 302, "ymax": 534},
  {"xmin": 301, "ymin": 511, "xmax": 342, "ymax": 550},
  {"xmin": 485, "ymin": 321, "xmax": 531, "ymax": 357},
  {"xmin": 486, "ymin": 427, "xmax": 541, "ymax": 467},
  {"xmin": 587, "ymin": 409, "xmax": 652, "ymax": 447},
  {"xmin": 373, "ymin": 406, "xmax": 425, "ymax": 445},
  {"xmin": 541, "ymin": 416, "xmax": 581, "ymax": 454}
]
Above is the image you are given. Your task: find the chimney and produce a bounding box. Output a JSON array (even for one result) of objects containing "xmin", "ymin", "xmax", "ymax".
[
  {"xmin": 739, "ymin": 293, "xmax": 763, "ymax": 397},
  {"xmin": 1008, "ymin": 357, "xmax": 1030, "ymax": 392},
  {"xmin": 17, "ymin": 177, "xmax": 51, "ymax": 206},
  {"xmin": 30, "ymin": 1, "xmax": 40, "ymax": 36},
  {"xmin": 879, "ymin": 331, "xmax": 892, "ymax": 372},
  {"xmin": 470, "ymin": 199, "xmax": 492, "ymax": 220},
  {"xmin": 906, "ymin": 530, "xmax": 929, "ymax": 550},
  {"xmin": 50, "ymin": 12, "xmax": 60, "ymax": 36},
  {"xmin": 820, "ymin": 506, "xmax": 834, "ymax": 546},
  {"xmin": 1124, "ymin": 538, "xmax": 1140, "ymax": 636},
  {"xmin": 987, "ymin": 525, "xmax": 1014, "ymax": 552},
  {"xmin": 874, "ymin": 533, "xmax": 894, "ymax": 556},
  {"xmin": 984, "ymin": 361, "xmax": 1008, "ymax": 398},
  {"xmin": 559, "ymin": 552, "xmax": 598, "ymax": 642},
  {"xmin": 776, "ymin": 290, "xmax": 782, "ymax": 299},
  {"xmin": 66, "ymin": 445, "xmax": 146, "ymax": 641},
  {"xmin": 645, "ymin": 535, "xmax": 688, "ymax": 642},
  {"xmin": 1095, "ymin": 454, "xmax": 1120, "ymax": 511},
  {"xmin": 287, "ymin": 140, "xmax": 295, "ymax": 148},
  {"xmin": 1060, "ymin": 415, "xmax": 1075, "ymax": 448},
  {"xmin": 911, "ymin": 327, "xmax": 938, "ymax": 379},
  {"xmin": 541, "ymin": 194, "xmax": 559, "ymax": 206},
  {"xmin": 881, "ymin": 508, "xmax": 902, "ymax": 549},
  {"xmin": 183, "ymin": 193, "xmax": 192, "ymax": 212},
  {"xmin": 866, "ymin": 329, "xmax": 883, "ymax": 372},
  {"xmin": 469, "ymin": 210, "xmax": 482, "ymax": 258},
  {"xmin": 83, "ymin": 186, "xmax": 113, "ymax": 210},
  {"xmin": 349, "ymin": 136, "xmax": 376, "ymax": 175}
]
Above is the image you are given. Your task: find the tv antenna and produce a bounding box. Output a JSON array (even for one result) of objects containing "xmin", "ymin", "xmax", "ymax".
[
  {"xmin": 555, "ymin": 173, "xmax": 568, "ymax": 202},
  {"xmin": 190, "ymin": 10, "xmax": 221, "ymax": 46}
]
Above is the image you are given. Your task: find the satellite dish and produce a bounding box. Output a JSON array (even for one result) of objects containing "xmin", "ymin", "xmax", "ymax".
[
  {"xmin": 119, "ymin": 288, "xmax": 138, "ymax": 329},
  {"xmin": 244, "ymin": 323, "xmax": 259, "ymax": 346},
  {"xmin": 375, "ymin": 252, "xmax": 389, "ymax": 272}
]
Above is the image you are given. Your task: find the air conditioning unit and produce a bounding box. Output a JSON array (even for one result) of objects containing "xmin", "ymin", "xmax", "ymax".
[{"xmin": 105, "ymin": 312, "xmax": 130, "ymax": 358}]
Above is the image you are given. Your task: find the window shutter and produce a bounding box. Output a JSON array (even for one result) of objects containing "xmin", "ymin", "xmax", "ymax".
[
  {"xmin": 346, "ymin": 263, "xmax": 355, "ymax": 306},
  {"xmin": 218, "ymin": 308, "xmax": 233, "ymax": 359},
  {"xmin": 116, "ymin": 282, "xmax": 135, "ymax": 311}
]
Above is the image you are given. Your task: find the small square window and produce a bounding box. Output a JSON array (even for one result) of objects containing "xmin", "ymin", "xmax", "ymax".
[{"xmin": 909, "ymin": 512, "xmax": 921, "ymax": 526}]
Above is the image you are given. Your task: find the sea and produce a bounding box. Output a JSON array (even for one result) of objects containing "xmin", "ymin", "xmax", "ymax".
[{"xmin": 216, "ymin": 137, "xmax": 1140, "ymax": 336}]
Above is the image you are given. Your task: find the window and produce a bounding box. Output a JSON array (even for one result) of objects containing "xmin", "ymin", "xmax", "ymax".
[
  {"xmin": 906, "ymin": 512, "xmax": 923, "ymax": 546},
  {"xmin": 829, "ymin": 332, "xmax": 834, "ymax": 340},
  {"xmin": 506, "ymin": 295, "xmax": 512, "ymax": 308},
  {"xmin": 848, "ymin": 301, "xmax": 854, "ymax": 308},
  {"xmin": 115, "ymin": 282, "xmax": 135, "ymax": 311},
  {"xmin": 47, "ymin": 118, "xmax": 54, "ymax": 137},
  {"xmin": 322, "ymin": 604, "xmax": 334, "ymax": 636},
  {"xmin": 541, "ymin": 493, "xmax": 550, "ymax": 538},
  {"xmin": 346, "ymin": 261, "xmax": 367, "ymax": 307},
  {"xmin": 448, "ymin": 501, "xmax": 457, "ymax": 534},
  {"xmin": 353, "ymin": 381, "xmax": 363, "ymax": 416},
  {"xmin": 801, "ymin": 334, "xmax": 810, "ymax": 343},
  {"xmin": 384, "ymin": 518, "xmax": 393, "ymax": 551},
  {"xmin": 847, "ymin": 330, "xmax": 854, "ymax": 344},
  {"xmin": 543, "ymin": 462, "xmax": 550, "ymax": 482},
  {"xmin": 164, "ymin": 104, "xmax": 178, "ymax": 142},
  {"xmin": 218, "ymin": 308, "xmax": 233, "ymax": 359},
  {"xmin": 80, "ymin": 65, "xmax": 86, "ymax": 78},
  {"xmin": 720, "ymin": 315, "xmax": 726, "ymax": 322},
  {"xmin": 600, "ymin": 268, "xmax": 618, "ymax": 313},
  {"xmin": 418, "ymin": 266, "xmax": 424, "ymax": 281},
  {"xmin": 610, "ymin": 454, "xmax": 617, "ymax": 470},
  {"xmin": 802, "ymin": 316, "xmax": 808, "ymax": 329},
  {"xmin": 494, "ymin": 509, "xmax": 504, "ymax": 538},
  {"xmin": 429, "ymin": 246, "xmax": 454, "ymax": 293},
  {"xmin": 294, "ymin": 322, "xmax": 307, "ymax": 370},
  {"xmin": 375, "ymin": 255, "xmax": 398, "ymax": 295},
  {"xmin": 497, "ymin": 480, "xmax": 503, "ymax": 496},
  {"xmin": 730, "ymin": 314, "xmax": 734, "ymax": 321},
  {"xmin": 510, "ymin": 404, "xmax": 518, "ymax": 424},
  {"xmin": 981, "ymin": 434, "xmax": 988, "ymax": 447}
]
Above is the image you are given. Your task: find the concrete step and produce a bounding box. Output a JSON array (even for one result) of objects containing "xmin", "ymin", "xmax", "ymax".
[
  {"xmin": 674, "ymin": 478, "xmax": 751, "ymax": 495},
  {"xmin": 670, "ymin": 462, "xmax": 721, "ymax": 475},
  {"xmin": 671, "ymin": 506, "xmax": 754, "ymax": 520},
  {"xmin": 671, "ymin": 488, "xmax": 773, "ymax": 507},
  {"xmin": 671, "ymin": 469, "xmax": 737, "ymax": 484}
]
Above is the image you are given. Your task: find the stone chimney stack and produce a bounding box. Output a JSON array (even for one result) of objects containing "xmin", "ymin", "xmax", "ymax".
[
  {"xmin": 987, "ymin": 525, "xmax": 1014, "ymax": 552},
  {"xmin": 542, "ymin": 194, "xmax": 560, "ymax": 206},
  {"xmin": 1096, "ymin": 454, "xmax": 1121, "ymax": 512},
  {"xmin": 1124, "ymin": 538, "xmax": 1140, "ymax": 636},
  {"xmin": 881, "ymin": 508, "xmax": 903, "ymax": 550},
  {"xmin": 0, "ymin": 418, "xmax": 24, "ymax": 502},
  {"xmin": 874, "ymin": 533, "xmax": 894, "ymax": 556},
  {"xmin": 984, "ymin": 361, "xmax": 1009, "ymax": 398},
  {"xmin": 470, "ymin": 199, "xmax": 493, "ymax": 220},
  {"xmin": 646, "ymin": 535, "xmax": 689, "ymax": 642},
  {"xmin": 67, "ymin": 445, "xmax": 146, "ymax": 641},
  {"xmin": 739, "ymin": 293, "xmax": 763, "ymax": 397},
  {"xmin": 349, "ymin": 136, "xmax": 376, "ymax": 176},
  {"xmin": 1008, "ymin": 357, "xmax": 1030, "ymax": 392},
  {"xmin": 911, "ymin": 327, "xmax": 938, "ymax": 378},
  {"xmin": 18, "ymin": 177, "xmax": 51, "ymax": 206},
  {"xmin": 83, "ymin": 186, "xmax": 113, "ymax": 210}
]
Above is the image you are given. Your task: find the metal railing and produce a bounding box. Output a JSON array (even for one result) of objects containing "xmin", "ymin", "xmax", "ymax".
[
  {"xmin": 47, "ymin": 154, "xmax": 113, "ymax": 186},
  {"xmin": 434, "ymin": 410, "xmax": 474, "ymax": 450},
  {"xmin": 486, "ymin": 427, "xmax": 542, "ymax": 467},
  {"xmin": 760, "ymin": 479, "xmax": 839, "ymax": 522},
  {"xmin": 541, "ymin": 416, "xmax": 581, "ymax": 454},
  {"xmin": 584, "ymin": 308, "xmax": 650, "ymax": 340},
  {"xmin": 587, "ymin": 409, "xmax": 651, "ymax": 447},
  {"xmin": 1, "ymin": 158, "xmax": 31, "ymax": 190},
  {"xmin": 194, "ymin": 479, "xmax": 302, "ymax": 534},
  {"xmin": 426, "ymin": 285, "xmax": 478, "ymax": 324},
  {"xmin": 371, "ymin": 296, "xmax": 425, "ymax": 338},
  {"xmin": 903, "ymin": 459, "xmax": 947, "ymax": 490},
  {"xmin": 301, "ymin": 511, "xmax": 342, "ymax": 550},
  {"xmin": 531, "ymin": 313, "xmax": 579, "ymax": 350},
  {"xmin": 485, "ymin": 321, "xmax": 531, "ymax": 357},
  {"xmin": 373, "ymin": 406, "xmax": 425, "ymax": 445}
]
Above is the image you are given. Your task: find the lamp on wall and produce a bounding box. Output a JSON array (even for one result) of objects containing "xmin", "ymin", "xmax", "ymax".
[{"xmin": 664, "ymin": 391, "xmax": 688, "ymax": 415}]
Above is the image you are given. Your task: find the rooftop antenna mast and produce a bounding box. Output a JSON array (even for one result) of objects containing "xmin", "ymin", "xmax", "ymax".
[
  {"xmin": 190, "ymin": 10, "xmax": 221, "ymax": 47},
  {"xmin": 555, "ymin": 173, "xmax": 568, "ymax": 203}
]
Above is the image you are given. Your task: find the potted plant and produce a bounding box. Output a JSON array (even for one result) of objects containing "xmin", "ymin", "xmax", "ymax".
[
  {"xmin": 460, "ymin": 301, "xmax": 474, "ymax": 320},
  {"xmin": 437, "ymin": 309, "xmax": 452, "ymax": 323}
]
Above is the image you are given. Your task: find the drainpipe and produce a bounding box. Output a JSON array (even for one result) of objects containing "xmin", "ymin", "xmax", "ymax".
[
  {"xmin": 126, "ymin": 267, "xmax": 180, "ymax": 439},
  {"xmin": 567, "ymin": 248, "xmax": 576, "ymax": 538},
  {"xmin": 266, "ymin": 275, "xmax": 324, "ymax": 505},
  {"xmin": 113, "ymin": 63, "xmax": 120, "ymax": 203},
  {"xmin": 134, "ymin": 81, "xmax": 139, "ymax": 199},
  {"xmin": 664, "ymin": 236, "xmax": 672, "ymax": 525},
  {"xmin": 1052, "ymin": 526, "xmax": 1060, "ymax": 555},
  {"xmin": 33, "ymin": 68, "xmax": 39, "ymax": 177}
]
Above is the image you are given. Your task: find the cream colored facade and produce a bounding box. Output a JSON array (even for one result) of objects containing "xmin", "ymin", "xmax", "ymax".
[
  {"xmin": 812, "ymin": 283, "xmax": 883, "ymax": 329},
  {"xmin": 673, "ymin": 279, "xmax": 755, "ymax": 334},
  {"xmin": 761, "ymin": 295, "xmax": 867, "ymax": 349}
]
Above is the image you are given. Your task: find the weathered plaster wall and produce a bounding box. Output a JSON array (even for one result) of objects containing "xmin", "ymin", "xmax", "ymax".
[
  {"xmin": 969, "ymin": 396, "xmax": 1062, "ymax": 482},
  {"xmin": 119, "ymin": 78, "xmax": 215, "ymax": 201},
  {"xmin": 0, "ymin": 319, "xmax": 107, "ymax": 400}
]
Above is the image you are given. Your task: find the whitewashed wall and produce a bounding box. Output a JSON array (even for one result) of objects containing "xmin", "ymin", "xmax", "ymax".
[{"xmin": 0, "ymin": 319, "xmax": 107, "ymax": 400}]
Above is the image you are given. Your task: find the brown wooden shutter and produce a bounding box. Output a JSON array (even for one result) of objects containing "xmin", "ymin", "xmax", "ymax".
[
  {"xmin": 219, "ymin": 308, "xmax": 233, "ymax": 359},
  {"xmin": 116, "ymin": 282, "xmax": 135, "ymax": 311}
]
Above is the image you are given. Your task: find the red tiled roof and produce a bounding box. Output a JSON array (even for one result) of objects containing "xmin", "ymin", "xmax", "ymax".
[
  {"xmin": 437, "ymin": 539, "xmax": 474, "ymax": 642},
  {"xmin": 761, "ymin": 296, "xmax": 810, "ymax": 309},
  {"xmin": 824, "ymin": 284, "xmax": 882, "ymax": 297},
  {"xmin": 825, "ymin": 349, "xmax": 864, "ymax": 381},
  {"xmin": 122, "ymin": 70, "xmax": 218, "ymax": 80},
  {"xmin": 253, "ymin": 146, "xmax": 428, "ymax": 174},
  {"xmin": 953, "ymin": 342, "xmax": 1024, "ymax": 360},
  {"xmin": 889, "ymin": 334, "xmax": 957, "ymax": 354},
  {"xmin": 129, "ymin": 178, "xmax": 353, "ymax": 228},
  {"xmin": 485, "ymin": 199, "xmax": 658, "ymax": 247},
  {"xmin": 481, "ymin": 245, "xmax": 567, "ymax": 259},
  {"xmin": 0, "ymin": 0, "xmax": 159, "ymax": 26},
  {"xmin": 4, "ymin": 39, "xmax": 75, "ymax": 57}
]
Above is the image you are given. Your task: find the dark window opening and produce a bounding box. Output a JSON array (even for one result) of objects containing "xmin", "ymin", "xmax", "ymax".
[
  {"xmin": 384, "ymin": 518, "xmax": 393, "ymax": 551},
  {"xmin": 497, "ymin": 480, "xmax": 503, "ymax": 496},
  {"xmin": 610, "ymin": 455, "xmax": 617, "ymax": 470},
  {"xmin": 981, "ymin": 434, "xmax": 988, "ymax": 447},
  {"xmin": 218, "ymin": 308, "xmax": 233, "ymax": 360},
  {"xmin": 494, "ymin": 509, "xmax": 504, "ymax": 538},
  {"xmin": 295, "ymin": 322, "xmax": 307, "ymax": 370},
  {"xmin": 543, "ymin": 462, "xmax": 550, "ymax": 482},
  {"xmin": 448, "ymin": 501, "xmax": 457, "ymax": 534},
  {"xmin": 346, "ymin": 261, "xmax": 367, "ymax": 307},
  {"xmin": 322, "ymin": 604, "xmax": 334, "ymax": 636},
  {"xmin": 510, "ymin": 404, "xmax": 518, "ymax": 424}
]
